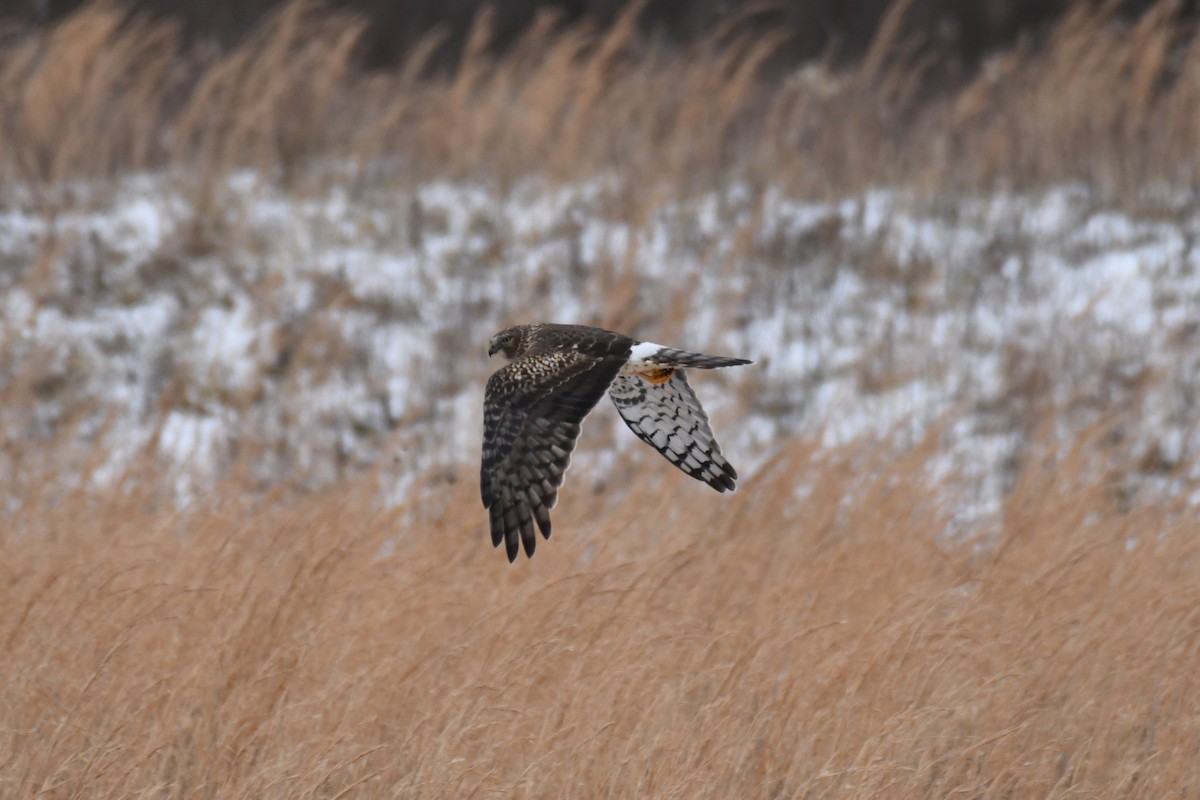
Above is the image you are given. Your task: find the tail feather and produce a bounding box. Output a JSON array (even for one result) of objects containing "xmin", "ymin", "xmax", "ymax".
[
  {"xmin": 636, "ymin": 345, "xmax": 752, "ymax": 370},
  {"xmin": 657, "ymin": 351, "xmax": 751, "ymax": 369}
]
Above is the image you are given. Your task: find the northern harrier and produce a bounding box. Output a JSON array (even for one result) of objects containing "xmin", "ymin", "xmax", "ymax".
[{"xmin": 482, "ymin": 323, "xmax": 751, "ymax": 561}]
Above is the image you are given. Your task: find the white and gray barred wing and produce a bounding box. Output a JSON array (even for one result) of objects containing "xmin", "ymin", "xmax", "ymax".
[{"xmin": 607, "ymin": 370, "xmax": 738, "ymax": 492}]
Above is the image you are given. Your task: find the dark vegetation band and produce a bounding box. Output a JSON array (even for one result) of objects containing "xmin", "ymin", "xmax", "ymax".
[{"xmin": 3, "ymin": 0, "xmax": 1180, "ymax": 77}]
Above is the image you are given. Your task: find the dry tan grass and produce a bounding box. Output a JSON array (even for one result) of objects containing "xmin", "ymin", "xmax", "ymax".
[
  {"xmin": 2, "ymin": 0, "xmax": 1200, "ymax": 196},
  {"xmin": 3, "ymin": 437, "xmax": 1198, "ymax": 798}
]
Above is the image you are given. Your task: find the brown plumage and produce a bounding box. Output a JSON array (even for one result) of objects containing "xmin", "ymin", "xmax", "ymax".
[{"xmin": 482, "ymin": 323, "xmax": 751, "ymax": 562}]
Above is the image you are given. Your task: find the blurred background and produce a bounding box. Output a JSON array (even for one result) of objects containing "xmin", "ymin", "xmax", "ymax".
[{"xmin": 1, "ymin": 0, "xmax": 1198, "ymax": 517}]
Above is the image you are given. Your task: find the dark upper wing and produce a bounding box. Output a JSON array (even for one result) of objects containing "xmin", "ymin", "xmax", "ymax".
[
  {"xmin": 608, "ymin": 371, "xmax": 737, "ymax": 492},
  {"xmin": 481, "ymin": 349, "xmax": 627, "ymax": 562}
]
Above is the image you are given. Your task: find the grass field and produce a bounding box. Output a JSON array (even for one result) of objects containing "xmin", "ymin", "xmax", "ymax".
[
  {"xmin": 3, "ymin": 1, "xmax": 1200, "ymax": 797},
  {"xmin": 4, "ymin": 442, "xmax": 1199, "ymax": 797}
]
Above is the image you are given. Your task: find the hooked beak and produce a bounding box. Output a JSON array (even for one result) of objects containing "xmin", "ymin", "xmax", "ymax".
[{"xmin": 487, "ymin": 338, "xmax": 501, "ymax": 357}]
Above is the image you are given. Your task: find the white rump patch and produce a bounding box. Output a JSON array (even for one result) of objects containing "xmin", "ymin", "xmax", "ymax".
[{"xmin": 626, "ymin": 341, "xmax": 665, "ymax": 369}]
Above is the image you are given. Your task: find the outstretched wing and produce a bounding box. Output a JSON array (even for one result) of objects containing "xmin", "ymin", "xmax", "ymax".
[
  {"xmin": 482, "ymin": 351, "xmax": 626, "ymax": 561},
  {"xmin": 608, "ymin": 371, "xmax": 738, "ymax": 492}
]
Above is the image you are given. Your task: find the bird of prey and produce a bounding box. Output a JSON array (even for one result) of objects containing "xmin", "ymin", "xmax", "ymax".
[{"xmin": 481, "ymin": 322, "xmax": 751, "ymax": 561}]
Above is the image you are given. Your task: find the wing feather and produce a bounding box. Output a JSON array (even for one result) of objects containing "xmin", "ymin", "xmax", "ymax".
[
  {"xmin": 608, "ymin": 371, "xmax": 738, "ymax": 492},
  {"xmin": 481, "ymin": 349, "xmax": 627, "ymax": 561}
]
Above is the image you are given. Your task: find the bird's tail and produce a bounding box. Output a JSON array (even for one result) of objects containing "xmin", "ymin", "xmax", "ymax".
[{"xmin": 643, "ymin": 347, "xmax": 752, "ymax": 370}]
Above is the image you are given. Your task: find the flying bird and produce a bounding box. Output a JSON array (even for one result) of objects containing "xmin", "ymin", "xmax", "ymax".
[{"xmin": 481, "ymin": 323, "xmax": 751, "ymax": 561}]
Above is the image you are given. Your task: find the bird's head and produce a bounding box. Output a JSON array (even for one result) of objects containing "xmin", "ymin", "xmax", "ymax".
[{"xmin": 488, "ymin": 325, "xmax": 531, "ymax": 360}]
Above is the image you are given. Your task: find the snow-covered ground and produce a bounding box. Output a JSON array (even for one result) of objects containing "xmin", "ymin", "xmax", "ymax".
[{"xmin": 2, "ymin": 173, "xmax": 1198, "ymax": 534}]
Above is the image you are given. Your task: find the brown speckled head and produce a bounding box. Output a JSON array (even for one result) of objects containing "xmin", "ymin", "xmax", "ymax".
[{"xmin": 487, "ymin": 324, "xmax": 540, "ymax": 360}]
